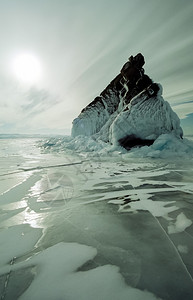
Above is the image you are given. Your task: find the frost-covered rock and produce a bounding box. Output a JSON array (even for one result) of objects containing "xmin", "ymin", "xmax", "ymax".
[
  {"xmin": 71, "ymin": 53, "xmax": 183, "ymax": 150},
  {"xmin": 71, "ymin": 92, "xmax": 119, "ymax": 137},
  {"xmin": 110, "ymin": 83, "xmax": 183, "ymax": 149}
]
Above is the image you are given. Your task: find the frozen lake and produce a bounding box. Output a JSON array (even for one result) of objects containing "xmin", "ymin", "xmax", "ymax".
[{"xmin": 0, "ymin": 137, "xmax": 193, "ymax": 300}]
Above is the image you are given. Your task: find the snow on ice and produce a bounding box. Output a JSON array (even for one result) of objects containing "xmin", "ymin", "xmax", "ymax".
[
  {"xmin": 168, "ymin": 212, "xmax": 192, "ymax": 234},
  {"xmin": 1, "ymin": 242, "xmax": 161, "ymax": 300}
]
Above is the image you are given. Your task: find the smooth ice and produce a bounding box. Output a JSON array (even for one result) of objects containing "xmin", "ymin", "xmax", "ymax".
[{"xmin": 0, "ymin": 137, "xmax": 193, "ymax": 300}]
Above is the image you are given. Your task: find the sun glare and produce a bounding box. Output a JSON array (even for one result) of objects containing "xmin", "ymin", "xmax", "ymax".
[{"xmin": 12, "ymin": 53, "xmax": 42, "ymax": 84}]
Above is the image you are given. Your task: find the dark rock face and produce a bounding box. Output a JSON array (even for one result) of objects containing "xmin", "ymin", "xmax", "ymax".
[
  {"xmin": 100, "ymin": 53, "xmax": 151, "ymax": 106},
  {"xmin": 120, "ymin": 53, "xmax": 144, "ymax": 82},
  {"xmin": 72, "ymin": 53, "xmax": 153, "ymax": 138}
]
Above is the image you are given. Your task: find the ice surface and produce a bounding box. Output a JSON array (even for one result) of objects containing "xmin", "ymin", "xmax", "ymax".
[
  {"xmin": 177, "ymin": 245, "xmax": 189, "ymax": 254},
  {"xmin": 1, "ymin": 137, "xmax": 193, "ymax": 300},
  {"xmin": 0, "ymin": 225, "xmax": 42, "ymax": 269}
]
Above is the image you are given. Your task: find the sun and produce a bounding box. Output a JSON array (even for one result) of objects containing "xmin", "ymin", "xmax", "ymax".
[{"xmin": 12, "ymin": 53, "xmax": 42, "ymax": 84}]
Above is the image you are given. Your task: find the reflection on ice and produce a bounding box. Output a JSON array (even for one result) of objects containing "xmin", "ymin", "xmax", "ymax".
[
  {"xmin": 23, "ymin": 208, "xmax": 45, "ymax": 229},
  {"xmin": 30, "ymin": 170, "xmax": 74, "ymax": 206}
]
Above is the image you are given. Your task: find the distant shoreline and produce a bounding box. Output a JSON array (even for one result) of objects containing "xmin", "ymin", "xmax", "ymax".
[{"xmin": 0, "ymin": 134, "xmax": 65, "ymax": 139}]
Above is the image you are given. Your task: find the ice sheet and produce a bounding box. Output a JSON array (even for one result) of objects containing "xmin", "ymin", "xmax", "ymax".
[{"xmin": 0, "ymin": 138, "xmax": 193, "ymax": 300}]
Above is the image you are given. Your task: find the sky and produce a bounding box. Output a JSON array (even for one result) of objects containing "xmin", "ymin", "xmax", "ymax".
[{"xmin": 0, "ymin": 0, "xmax": 193, "ymax": 135}]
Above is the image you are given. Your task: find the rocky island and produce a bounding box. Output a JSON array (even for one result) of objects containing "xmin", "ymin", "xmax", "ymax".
[{"xmin": 72, "ymin": 53, "xmax": 183, "ymax": 150}]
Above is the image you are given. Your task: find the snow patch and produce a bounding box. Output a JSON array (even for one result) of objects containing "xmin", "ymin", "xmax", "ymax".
[
  {"xmin": 2, "ymin": 242, "xmax": 162, "ymax": 300},
  {"xmin": 117, "ymin": 196, "xmax": 178, "ymax": 219},
  {"xmin": 168, "ymin": 212, "xmax": 192, "ymax": 234}
]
